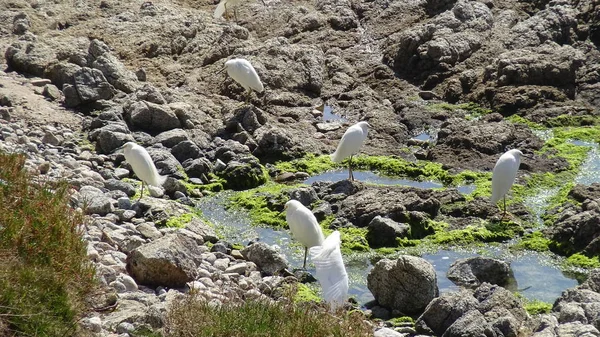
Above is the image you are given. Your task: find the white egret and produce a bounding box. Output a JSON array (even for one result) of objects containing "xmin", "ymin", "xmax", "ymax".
[
  {"xmin": 214, "ymin": 0, "xmax": 266, "ymax": 22},
  {"xmin": 491, "ymin": 149, "xmax": 524, "ymax": 216},
  {"xmin": 330, "ymin": 121, "xmax": 370, "ymax": 181},
  {"xmin": 121, "ymin": 142, "xmax": 167, "ymax": 201},
  {"xmin": 309, "ymin": 231, "xmax": 348, "ymax": 311},
  {"xmin": 284, "ymin": 200, "xmax": 325, "ymax": 269},
  {"xmin": 220, "ymin": 58, "xmax": 264, "ymax": 103}
]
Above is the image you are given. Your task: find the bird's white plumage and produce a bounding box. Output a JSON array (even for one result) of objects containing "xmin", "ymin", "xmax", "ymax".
[
  {"xmin": 491, "ymin": 149, "xmax": 523, "ymax": 204},
  {"xmin": 330, "ymin": 121, "xmax": 369, "ymax": 163},
  {"xmin": 214, "ymin": 0, "xmax": 241, "ymax": 19},
  {"xmin": 285, "ymin": 200, "xmax": 325, "ymax": 249},
  {"xmin": 224, "ymin": 58, "xmax": 264, "ymax": 93},
  {"xmin": 309, "ymin": 231, "xmax": 348, "ymax": 311},
  {"xmin": 122, "ymin": 142, "xmax": 167, "ymax": 187}
]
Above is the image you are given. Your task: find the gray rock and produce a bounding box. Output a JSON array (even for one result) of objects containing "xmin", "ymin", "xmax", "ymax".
[
  {"xmin": 105, "ymin": 179, "xmax": 136, "ymax": 197},
  {"xmin": 241, "ymin": 242, "xmax": 288, "ymax": 276},
  {"xmin": 93, "ymin": 123, "xmax": 134, "ymax": 154},
  {"xmin": 374, "ymin": 327, "xmax": 405, "ymax": 337},
  {"xmin": 185, "ymin": 217, "xmax": 218, "ymax": 243},
  {"xmin": 366, "ymin": 216, "xmax": 410, "ymax": 248},
  {"xmin": 90, "ymin": 39, "xmax": 139, "ymax": 93},
  {"xmin": 134, "ymin": 84, "xmax": 166, "ymax": 104},
  {"xmin": 171, "ymin": 140, "xmax": 202, "ymax": 162},
  {"xmin": 447, "ymin": 257, "xmax": 512, "ymax": 288},
  {"xmin": 218, "ymin": 158, "xmax": 267, "ymax": 190},
  {"xmin": 155, "ymin": 129, "xmax": 188, "ymax": 148},
  {"xmin": 415, "ymin": 290, "xmax": 479, "ymax": 336},
  {"xmin": 136, "ymin": 222, "xmax": 163, "ymax": 240},
  {"xmin": 41, "ymin": 131, "xmax": 61, "ymax": 146},
  {"xmin": 12, "ymin": 13, "xmax": 30, "ymax": 35},
  {"xmin": 126, "ymin": 232, "xmax": 204, "ymax": 287},
  {"xmin": 5, "ymin": 41, "xmax": 55, "ymax": 77},
  {"xmin": 42, "ymin": 84, "xmax": 62, "ymax": 101},
  {"xmin": 288, "ymin": 187, "xmax": 319, "ymax": 207},
  {"xmin": 72, "ymin": 67, "xmax": 115, "ymax": 104},
  {"xmin": 78, "ymin": 185, "xmax": 114, "ymax": 216},
  {"xmin": 127, "ymin": 101, "xmax": 181, "ymax": 133},
  {"xmin": 442, "ymin": 309, "xmax": 493, "ymax": 337},
  {"xmin": 367, "ymin": 256, "xmax": 438, "ymax": 314},
  {"xmin": 184, "ymin": 157, "xmax": 213, "ymax": 179}
]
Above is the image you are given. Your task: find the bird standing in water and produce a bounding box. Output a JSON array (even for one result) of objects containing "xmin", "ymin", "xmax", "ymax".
[
  {"xmin": 330, "ymin": 121, "xmax": 370, "ymax": 181},
  {"xmin": 284, "ymin": 200, "xmax": 325, "ymax": 269},
  {"xmin": 491, "ymin": 149, "xmax": 524, "ymax": 217}
]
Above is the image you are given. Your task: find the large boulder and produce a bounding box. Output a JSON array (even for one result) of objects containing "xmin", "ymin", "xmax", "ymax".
[
  {"xmin": 367, "ymin": 256, "xmax": 438, "ymax": 314},
  {"xmin": 416, "ymin": 283, "xmax": 529, "ymax": 336},
  {"xmin": 126, "ymin": 232, "xmax": 204, "ymax": 288},
  {"xmin": 366, "ymin": 216, "xmax": 410, "ymax": 248},
  {"xmin": 77, "ymin": 185, "xmax": 113, "ymax": 216},
  {"xmin": 126, "ymin": 101, "xmax": 181, "ymax": 133},
  {"xmin": 241, "ymin": 242, "xmax": 288, "ymax": 276},
  {"xmin": 447, "ymin": 257, "xmax": 512, "ymax": 288},
  {"xmin": 217, "ymin": 157, "xmax": 267, "ymax": 190}
]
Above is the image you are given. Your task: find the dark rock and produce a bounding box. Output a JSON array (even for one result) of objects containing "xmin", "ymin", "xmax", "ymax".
[
  {"xmin": 171, "ymin": 140, "xmax": 202, "ymax": 162},
  {"xmin": 217, "ymin": 158, "xmax": 267, "ymax": 190},
  {"xmin": 126, "ymin": 101, "xmax": 181, "ymax": 133},
  {"xmin": 105, "ymin": 179, "xmax": 136, "ymax": 197},
  {"xmin": 415, "ymin": 290, "xmax": 479, "ymax": 336},
  {"xmin": 287, "ymin": 187, "xmax": 319, "ymax": 207},
  {"xmin": 447, "ymin": 257, "xmax": 512, "ymax": 288},
  {"xmin": 154, "ymin": 129, "xmax": 188, "ymax": 148},
  {"xmin": 183, "ymin": 157, "xmax": 213, "ymax": 179},
  {"xmin": 366, "ymin": 216, "xmax": 410, "ymax": 248}
]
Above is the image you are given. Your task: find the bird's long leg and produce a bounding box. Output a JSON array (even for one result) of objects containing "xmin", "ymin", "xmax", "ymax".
[
  {"xmin": 234, "ymin": 6, "xmax": 238, "ymax": 22},
  {"xmin": 245, "ymin": 89, "xmax": 252, "ymax": 104},
  {"xmin": 349, "ymin": 155, "xmax": 354, "ymax": 181},
  {"xmin": 502, "ymin": 196, "xmax": 507, "ymax": 218},
  {"xmin": 224, "ymin": 3, "xmax": 229, "ymax": 21},
  {"xmin": 303, "ymin": 247, "xmax": 308, "ymax": 269},
  {"xmin": 138, "ymin": 181, "xmax": 145, "ymax": 202}
]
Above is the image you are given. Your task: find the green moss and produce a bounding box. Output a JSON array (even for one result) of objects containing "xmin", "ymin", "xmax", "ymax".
[
  {"xmin": 218, "ymin": 164, "xmax": 270, "ymax": 191},
  {"xmin": 428, "ymin": 220, "xmax": 523, "ymax": 245},
  {"xmin": 524, "ymin": 299, "xmax": 553, "ymax": 315},
  {"xmin": 564, "ymin": 254, "xmax": 600, "ymax": 269},
  {"xmin": 293, "ymin": 283, "xmax": 321, "ymax": 304},
  {"xmin": 181, "ymin": 175, "xmax": 225, "ymax": 194},
  {"xmin": 506, "ymin": 115, "xmax": 545, "ymax": 130},
  {"xmin": 227, "ymin": 183, "xmax": 297, "ymax": 229},
  {"xmin": 388, "ymin": 316, "xmax": 415, "ymax": 326},
  {"xmin": 338, "ymin": 227, "xmax": 370, "ymax": 254},
  {"xmin": 165, "ymin": 213, "xmax": 196, "ymax": 228},
  {"xmin": 275, "ymin": 154, "xmax": 337, "ymax": 175},
  {"xmin": 514, "ymin": 232, "xmax": 551, "ymax": 252},
  {"xmin": 545, "ymin": 115, "xmax": 600, "ymax": 128}
]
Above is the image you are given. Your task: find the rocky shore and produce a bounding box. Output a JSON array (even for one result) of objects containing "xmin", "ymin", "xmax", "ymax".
[{"xmin": 2, "ymin": 0, "xmax": 600, "ymax": 335}]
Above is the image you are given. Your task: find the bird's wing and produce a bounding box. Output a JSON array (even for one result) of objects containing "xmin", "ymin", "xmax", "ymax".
[
  {"xmin": 491, "ymin": 154, "xmax": 519, "ymax": 203},
  {"xmin": 331, "ymin": 124, "xmax": 366, "ymax": 163},
  {"xmin": 309, "ymin": 231, "xmax": 348, "ymax": 311},
  {"xmin": 214, "ymin": 0, "xmax": 227, "ymax": 18},
  {"xmin": 128, "ymin": 146, "xmax": 164, "ymax": 187},
  {"xmin": 287, "ymin": 206, "xmax": 324, "ymax": 248},
  {"xmin": 239, "ymin": 61, "xmax": 264, "ymax": 92}
]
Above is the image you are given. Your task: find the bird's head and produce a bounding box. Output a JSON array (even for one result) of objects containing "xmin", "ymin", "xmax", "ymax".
[
  {"xmin": 116, "ymin": 142, "xmax": 136, "ymax": 153},
  {"xmin": 284, "ymin": 200, "xmax": 300, "ymax": 211},
  {"xmin": 357, "ymin": 121, "xmax": 370, "ymax": 132}
]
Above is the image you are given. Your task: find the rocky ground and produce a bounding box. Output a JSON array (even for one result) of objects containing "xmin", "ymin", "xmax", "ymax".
[{"xmin": 2, "ymin": 0, "xmax": 600, "ymax": 335}]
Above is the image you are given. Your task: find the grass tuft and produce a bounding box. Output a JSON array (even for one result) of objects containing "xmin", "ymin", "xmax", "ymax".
[
  {"xmin": 165, "ymin": 294, "xmax": 372, "ymax": 337},
  {"xmin": 0, "ymin": 152, "xmax": 96, "ymax": 335}
]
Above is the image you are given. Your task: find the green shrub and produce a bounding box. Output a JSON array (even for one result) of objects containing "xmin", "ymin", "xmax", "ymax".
[
  {"xmin": 0, "ymin": 152, "xmax": 96, "ymax": 335},
  {"xmin": 165, "ymin": 294, "xmax": 372, "ymax": 337}
]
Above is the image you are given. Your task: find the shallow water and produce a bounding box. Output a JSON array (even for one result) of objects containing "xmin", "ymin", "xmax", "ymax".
[
  {"xmin": 572, "ymin": 140, "xmax": 600, "ymax": 185},
  {"xmin": 413, "ymin": 132, "xmax": 432, "ymax": 142},
  {"xmin": 303, "ymin": 169, "xmax": 475, "ymax": 194},
  {"xmin": 197, "ymin": 194, "xmax": 580, "ymax": 306},
  {"xmin": 322, "ymin": 105, "xmax": 347, "ymax": 122}
]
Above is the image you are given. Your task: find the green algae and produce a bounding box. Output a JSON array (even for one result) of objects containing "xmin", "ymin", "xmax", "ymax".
[
  {"xmin": 513, "ymin": 232, "xmax": 551, "ymax": 252},
  {"xmin": 275, "ymin": 154, "xmax": 336, "ymax": 175},
  {"xmin": 545, "ymin": 115, "xmax": 600, "ymax": 128},
  {"xmin": 506, "ymin": 115, "xmax": 546, "ymax": 130},
  {"xmin": 388, "ymin": 316, "xmax": 415, "ymax": 325},
  {"xmin": 564, "ymin": 254, "xmax": 600, "ymax": 269},
  {"xmin": 292, "ymin": 283, "xmax": 322, "ymax": 304},
  {"xmin": 428, "ymin": 219, "xmax": 523, "ymax": 245},
  {"xmin": 524, "ymin": 299, "xmax": 553, "ymax": 315},
  {"xmin": 165, "ymin": 213, "xmax": 196, "ymax": 228},
  {"xmin": 226, "ymin": 183, "xmax": 298, "ymax": 229}
]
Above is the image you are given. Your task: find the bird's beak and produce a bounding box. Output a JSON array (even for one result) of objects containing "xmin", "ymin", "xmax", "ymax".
[
  {"xmin": 216, "ymin": 67, "xmax": 226, "ymax": 75},
  {"xmin": 115, "ymin": 143, "xmax": 126, "ymax": 153},
  {"xmin": 522, "ymin": 153, "xmax": 534, "ymax": 159},
  {"xmin": 260, "ymin": 0, "xmax": 266, "ymax": 5}
]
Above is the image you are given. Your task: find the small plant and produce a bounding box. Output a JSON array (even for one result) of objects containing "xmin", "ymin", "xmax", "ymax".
[
  {"xmin": 0, "ymin": 152, "xmax": 96, "ymax": 335},
  {"xmin": 165, "ymin": 294, "xmax": 372, "ymax": 337},
  {"xmin": 524, "ymin": 299, "xmax": 553, "ymax": 315}
]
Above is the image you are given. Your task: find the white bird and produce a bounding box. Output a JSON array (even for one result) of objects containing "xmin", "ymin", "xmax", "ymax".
[
  {"xmin": 214, "ymin": 0, "xmax": 265, "ymax": 22},
  {"xmin": 284, "ymin": 200, "xmax": 325, "ymax": 269},
  {"xmin": 121, "ymin": 142, "xmax": 167, "ymax": 201},
  {"xmin": 330, "ymin": 121, "xmax": 370, "ymax": 181},
  {"xmin": 309, "ymin": 231, "xmax": 348, "ymax": 312},
  {"xmin": 491, "ymin": 149, "xmax": 524, "ymax": 216},
  {"xmin": 221, "ymin": 58, "xmax": 264, "ymax": 103}
]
